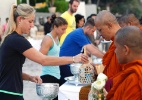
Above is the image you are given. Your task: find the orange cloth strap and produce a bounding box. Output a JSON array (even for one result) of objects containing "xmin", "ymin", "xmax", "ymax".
[
  {"xmin": 140, "ymin": 26, "xmax": 142, "ymax": 30},
  {"xmin": 103, "ymin": 41, "xmax": 115, "ymax": 67},
  {"xmin": 102, "ymin": 38, "xmax": 122, "ymax": 79}
]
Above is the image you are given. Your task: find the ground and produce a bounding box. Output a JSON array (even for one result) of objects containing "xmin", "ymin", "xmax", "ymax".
[{"xmin": 23, "ymin": 58, "xmax": 42, "ymax": 100}]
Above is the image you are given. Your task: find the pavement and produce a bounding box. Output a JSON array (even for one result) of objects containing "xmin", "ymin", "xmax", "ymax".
[
  {"xmin": 23, "ymin": 59, "xmax": 42, "ymax": 100},
  {"xmin": 23, "ymin": 38, "xmax": 42, "ymax": 100}
]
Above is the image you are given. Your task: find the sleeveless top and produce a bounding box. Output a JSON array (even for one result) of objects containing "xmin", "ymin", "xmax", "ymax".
[{"xmin": 41, "ymin": 33, "xmax": 60, "ymax": 79}]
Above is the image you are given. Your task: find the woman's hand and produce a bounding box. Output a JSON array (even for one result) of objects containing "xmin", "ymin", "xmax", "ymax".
[
  {"xmin": 29, "ymin": 76, "xmax": 42, "ymax": 84},
  {"xmin": 74, "ymin": 53, "xmax": 89, "ymax": 63}
]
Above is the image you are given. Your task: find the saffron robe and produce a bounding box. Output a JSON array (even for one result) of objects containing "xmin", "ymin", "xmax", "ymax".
[
  {"xmin": 140, "ymin": 26, "xmax": 142, "ymax": 30},
  {"xmin": 103, "ymin": 38, "xmax": 122, "ymax": 79},
  {"xmin": 107, "ymin": 60, "xmax": 142, "ymax": 100}
]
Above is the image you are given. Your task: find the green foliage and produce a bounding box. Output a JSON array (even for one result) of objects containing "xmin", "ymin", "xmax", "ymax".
[
  {"xmin": 98, "ymin": 0, "xmax": 142, "ymax": 18},
  {"xmin": 110, "ymin": 0, "xmax": 142, "ymax": 18},
  {"xmin": 19, "ymin": 0, "xmax": 68, "ymax": 13},
  {"xmin": 21, "ymin": 0, "xmax": 26, "ymax": 3},
  {"xmin": 35, "ymin": 0, "xmax": 68, "ymax": 13},
  {"xmin": 54, "ymin": 0, "xmax": 68, "ymax": 13},
  {"xmin": 17, "ymin": 0, "xmax": 21, "ymax": 4},
  {"xmin": 45, "ymin": 0, "xmax": 56, "ymax": 7},
  {"xmin": 29, "ymin": 0, "xmax": 36, "ymax": 6},
  {"xmin": 36, "ymin": 0, "xmax": 46, "ymax": 3},
  {"xmin": 36, "ymin": 6, "xmax": 48, "ymax": 12}
]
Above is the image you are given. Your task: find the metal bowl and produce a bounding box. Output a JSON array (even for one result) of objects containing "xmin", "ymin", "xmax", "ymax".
[
  {"xmin": 70, "ymin": 63, "xmax": 82, "ymax": 75},
  {"xmin": 36, "ymin": 83, "xmax": 59, "ymax": 99}
]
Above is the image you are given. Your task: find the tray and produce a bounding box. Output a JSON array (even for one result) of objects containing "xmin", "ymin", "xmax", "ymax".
[{"xmin": 64, "ymin": 76, "xmax": 91, "ymax": 86}]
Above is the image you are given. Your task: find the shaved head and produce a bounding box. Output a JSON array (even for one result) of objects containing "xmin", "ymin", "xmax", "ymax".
[
  {"xmin": 95, "ymin": 10, "xmax": 118, "ymax": 25},
  {"xmin": 115, "ymin": 26, "xmax": 142, "ymax": 53},
  {"xmin": 118, "ymin": 15, "xmax": 127, "ymax": 27},
  {"xmin": 125, "ymin": 13, "xmax": 140, "ymax": 27}
]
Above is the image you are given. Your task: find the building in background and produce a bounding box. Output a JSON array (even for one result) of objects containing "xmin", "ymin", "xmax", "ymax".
[{"xmin": 0, "ymin": 0, "xmax": 17, "ymax": 25}]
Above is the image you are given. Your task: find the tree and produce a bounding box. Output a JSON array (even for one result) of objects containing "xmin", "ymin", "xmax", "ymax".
[{"xmin": 97, "ymin": 0, "xmax": 142, "ymax": 18}]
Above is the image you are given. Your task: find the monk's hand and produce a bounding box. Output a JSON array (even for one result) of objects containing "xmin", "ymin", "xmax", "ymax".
[
  {"xmin": 29, "ymin": 76, "xmax": 42, "ymax": 84},
  {"xmin": 74, "ymin": 53, "xmax": 88, "ymax": 63}
]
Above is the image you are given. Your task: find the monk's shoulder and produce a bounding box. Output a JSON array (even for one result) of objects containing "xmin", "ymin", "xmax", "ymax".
[{"xmin": 124, "ymin": 73, "xmax": 138, "ymax": 84}]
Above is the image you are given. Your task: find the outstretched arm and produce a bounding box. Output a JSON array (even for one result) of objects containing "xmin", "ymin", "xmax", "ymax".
[
  {"xmin": 85, "ymin": 44, "xmax": 104, "ymax": 58},
  {"xmin": 23, "ymin": 48, "xmax": 88, "ymax": 66}
]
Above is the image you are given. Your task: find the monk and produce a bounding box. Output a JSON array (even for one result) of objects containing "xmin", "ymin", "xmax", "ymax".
[
  {"xmin": 118, "ymin": 13, "xmax": 142, "ymax": 30},
  {"xmin": 125, "ymin": 13, "xmax": 142, "ymax": 30},
  {"xmin": 94, "ymin": 10, "xmax": 123, "ymax": 79},
  {"xmin": 107, "ymin": 26, "xmax": 142, "ymax": 99},
  {"xmin": 117, "ymin": 15, "xmax": 127, "ymax": 27}
]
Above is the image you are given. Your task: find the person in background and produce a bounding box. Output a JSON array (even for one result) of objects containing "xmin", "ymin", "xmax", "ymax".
[
  {"xmin": 44, "ymin": 16, "xmax": 51, "ymax": 35},
  {"xmin": 40, "ymin": 16, "xmax": 67, "ymax": 85},
  {"xmin": 94, "ymin": 10, "xmax": 123, "ymax": 79},
  {"xmin": 87, "ymin": 14, "xmax": 102, "ymax": 47},
  {"xmin": 118, "ymin": 14, "xmax": 142, "ymax": 30},
  {"xmin": 60, "ymin": 0, "xmax": 80, "ymax": 46},
  {"xmin": 30, "ymin": 24, "xmax": 38, "ymax": 38},
  {"xmin": 0, "ymin": 4, "xmax": 88, "ymax": 100},
  {"xmin": 59, "ymin": 18, "xmax": 104, "ymax": 85},
  {"xmin": 0, "ymin": 18, "xmax": 3, "ymax": 43},
  {"xmin": 75, "ymin": 14, "xmax": 85, "ymax": 28},
  {"xmin": 107, "ymin": 26, "xmax": 142, "ymax": 99},
  {"xmin": 125, "ymin": 13, "xmax": 142, "ymax": 30},
  {"xmin": 40, "ymin": 16, "xmax": 67, "ymax": 100},
  {"xmin": 117, "ymin": 15, "xmax": 127, "ymax": 27},
  {"xmin": 2, "ymin": 17, "xmax": 9, "ymax": 33},
  {"xmin": 87, "ymin": 14, "xmax": 97, "ymax": 20}
]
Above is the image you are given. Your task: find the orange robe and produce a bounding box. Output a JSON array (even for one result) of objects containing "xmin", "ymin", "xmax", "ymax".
[
  {"xmin": 107, "ymin": 60, "xmax": 142, "ymax": 100},
  {"xmin": 140, "ymin": 26, "xmax": 142, "ymax": 30},
  {"xmin": 103, "ymin": 37, "xmax": 122, "ymax": 79}
]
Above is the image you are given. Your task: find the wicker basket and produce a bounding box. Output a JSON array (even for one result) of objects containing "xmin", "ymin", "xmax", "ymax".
[
  {"xmin": 79, "ymin": 46, "xmax": 95, "ymax": 84},
  {"xmin": 79, "ymin": 63, "xmax": 95, "ymax": 84}
]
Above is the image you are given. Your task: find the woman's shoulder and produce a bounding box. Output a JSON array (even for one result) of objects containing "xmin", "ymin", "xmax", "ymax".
[{"xmin": 41, "ymin": 35, "xmax": 53, "ymax": 46}]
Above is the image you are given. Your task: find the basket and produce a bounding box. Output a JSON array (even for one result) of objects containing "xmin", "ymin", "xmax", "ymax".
[{"xmin": 79, "ymin": 46, "xmax": 95, "ymax": 84}]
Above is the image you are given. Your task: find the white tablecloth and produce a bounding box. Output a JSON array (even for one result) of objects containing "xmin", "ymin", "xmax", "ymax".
[{"xmin": 58, "ymin": 82, "xmax": 85, "ymax": 100}]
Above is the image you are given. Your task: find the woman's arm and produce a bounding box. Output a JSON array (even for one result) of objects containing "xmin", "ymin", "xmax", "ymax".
[
  {"xmin": 39, "ymin": 35, "xmax": 52, "ymax": 55},
  {"xmin": 23, "ymin": 48, "xmax": 88, "ymax": 66},
  {"xmin": 22, "ymin": 73, "xmax": 42, "ymax": 84}
]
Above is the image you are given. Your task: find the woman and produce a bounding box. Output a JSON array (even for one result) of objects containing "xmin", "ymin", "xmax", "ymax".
[
  {"xmin": 0, "ymin": 4, "xmax": 88, "ymax": 100},
  {"xmin": 75, "ymin": 14, "xmax": 85, "ymax": 28},
  {"xmin": 40, "ymin": 16, "xmax": 67, "ymax": 100},
  {"xmin": 40, "ymin": 16, "xmax": 67, "ymax": 85}
]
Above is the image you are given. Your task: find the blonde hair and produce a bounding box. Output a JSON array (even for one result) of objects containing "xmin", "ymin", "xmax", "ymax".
[{"xmin": 1, "ymin": 4, "xmax": 35, "ymax": 43}]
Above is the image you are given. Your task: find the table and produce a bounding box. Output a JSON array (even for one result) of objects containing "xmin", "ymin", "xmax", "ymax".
[{"xmin": 58, "ymin": 82, "xmax": 87, "ymax": 100}]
